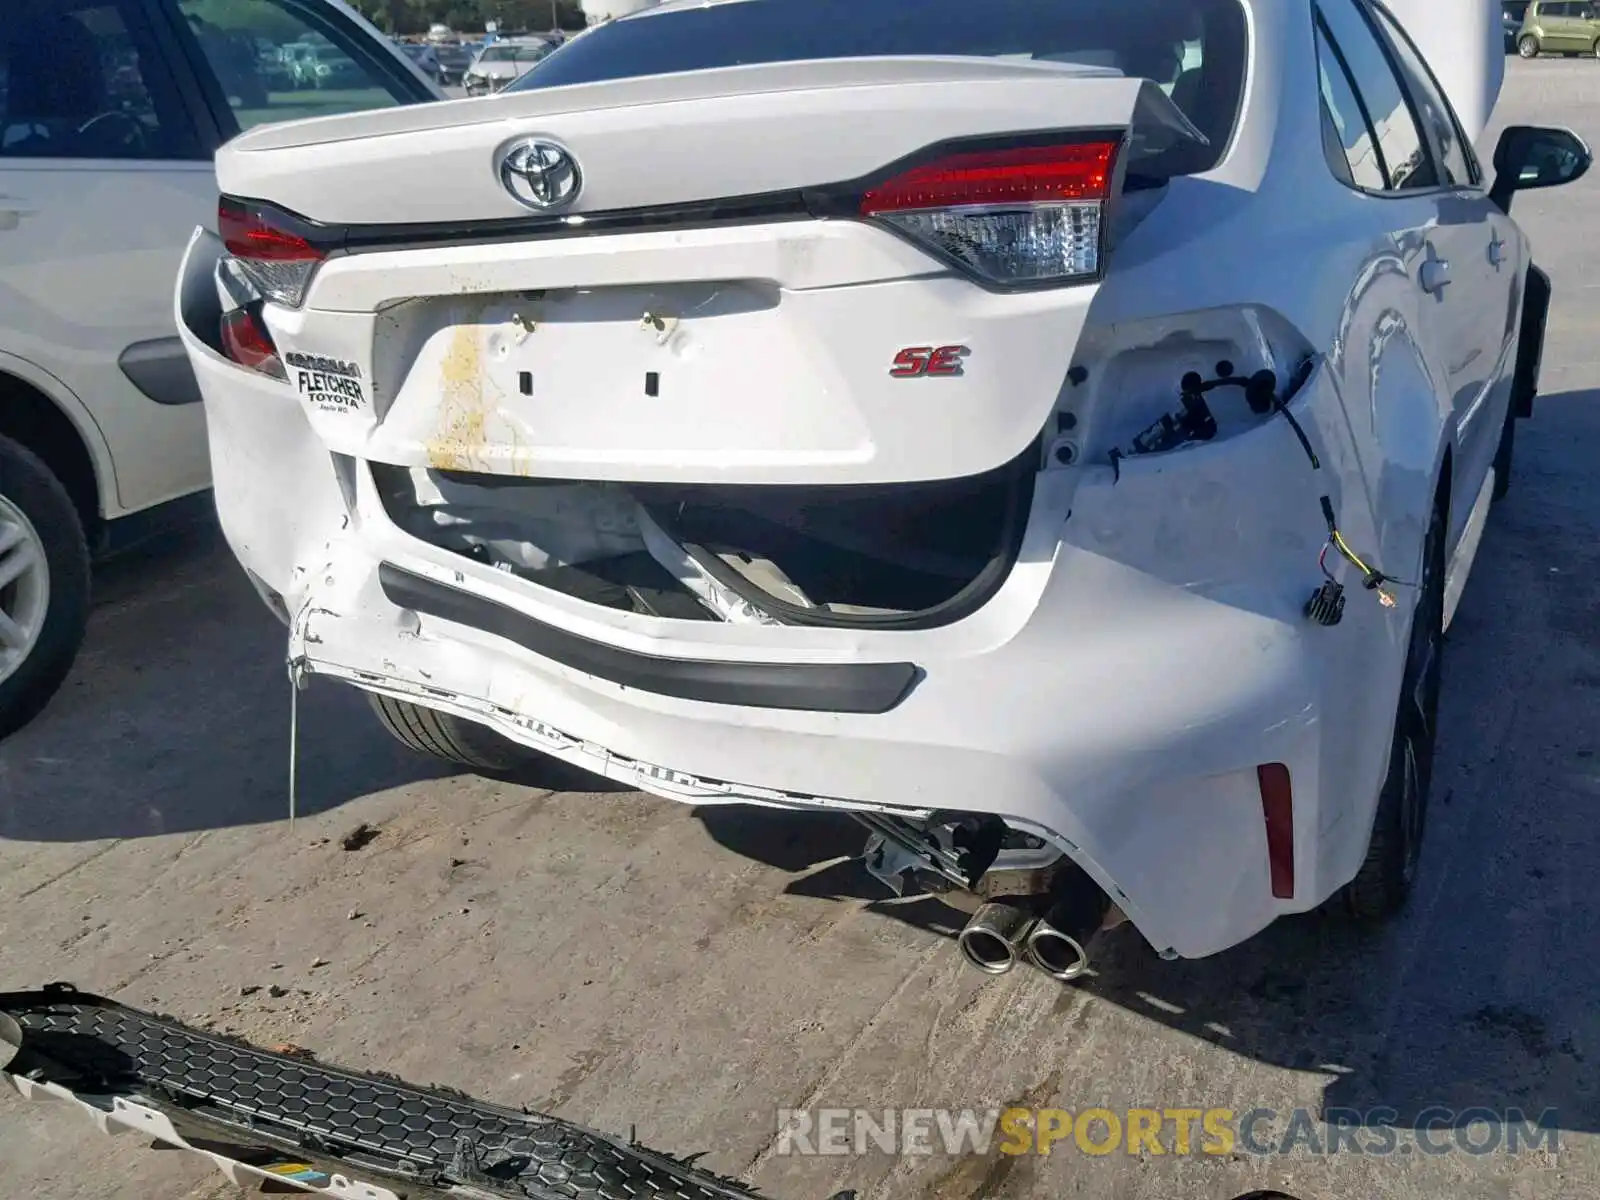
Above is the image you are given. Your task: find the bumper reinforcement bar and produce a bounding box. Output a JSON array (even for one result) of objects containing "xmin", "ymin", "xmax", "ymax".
[{"xmin": 1, "ymin": 983, "xmax": 807, "ymax": 1200}]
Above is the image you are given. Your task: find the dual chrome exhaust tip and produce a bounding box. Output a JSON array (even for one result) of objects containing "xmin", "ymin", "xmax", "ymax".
[
  {"xmin": 955, "ymin": 872, "xmax": 1111, "ymax": 981},
  {"xmin": 956, "ymin": 901, "xmax": 1038, "ymax": 976}
]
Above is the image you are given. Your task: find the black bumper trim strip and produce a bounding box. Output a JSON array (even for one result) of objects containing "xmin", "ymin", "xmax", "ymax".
[{"xmin": 378, "ymin": 562, "xmax": 918, "ymax": 715}]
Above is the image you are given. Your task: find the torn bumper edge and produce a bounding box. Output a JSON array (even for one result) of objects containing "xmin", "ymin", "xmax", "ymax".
[
  {"xmin": 0, "ymin": 984, "xmax": 781, "ymax": 1200},
  {"xmin": 178, "ymin": 226, "xmax": 1402, "ymax": 962}
]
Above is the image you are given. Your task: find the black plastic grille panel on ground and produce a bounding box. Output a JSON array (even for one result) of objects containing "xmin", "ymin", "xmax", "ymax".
[{"xmin": 1, "ymin": 986, "xmax": 761, "ymax": 1200}]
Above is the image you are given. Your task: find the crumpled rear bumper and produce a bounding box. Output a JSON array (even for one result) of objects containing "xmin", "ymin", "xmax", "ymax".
[
  {"xmin": 176, "ymin": 229, "xmax": 1409, "ymax": 963},
  {"xmin": 1, "ymin": 983, "xmax": 773, "ymax": 1200}
]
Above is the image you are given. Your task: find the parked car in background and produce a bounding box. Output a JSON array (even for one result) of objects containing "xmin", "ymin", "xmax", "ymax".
[
  {"xmin": 1516, "ymin": 0, "xmax": 1600, "ymax": 56},
  {"xmin": 0, "ymin": 0, "xmax": 441, "ymax": 739},
  {"xmin": 463, "ymin": 37, "xmax": 556, "ymax": 94},
  {"xmin": 436, "ymin": 41, "xmax": 473, "ymax": 84},
  {"xmin": 293, "ymin": 39, "xmax": 370, "ymax": 88},
  {"xmin": 399, "ymin": 40, "xmax": 442, "ymax": 82},
  {"xmin": 187, "ymin": 15, "xmax": 270, "ymax": 105},
  {"xmin": 1504, "ymin": 1, "xmax": 1533, "ymax": 50},
  {"xmin": 257, "ymin": 40, "xmax": 298, "ymax": 89}
]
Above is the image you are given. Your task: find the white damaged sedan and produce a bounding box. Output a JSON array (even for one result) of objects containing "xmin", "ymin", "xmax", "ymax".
[{"xmin": 176, "ymin": 0, "xmax": 1589, "ymax": 975}]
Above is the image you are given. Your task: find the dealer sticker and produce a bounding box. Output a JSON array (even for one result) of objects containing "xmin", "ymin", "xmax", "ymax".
[{"xmin": 286, "ymin": 350, "xmax": 367, "ymax": 415}]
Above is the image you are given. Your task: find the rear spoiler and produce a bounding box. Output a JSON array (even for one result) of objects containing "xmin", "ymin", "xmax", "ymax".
[{"xmin": 1, "ymin": 983, "xmax": 839, "ymax": 1200}]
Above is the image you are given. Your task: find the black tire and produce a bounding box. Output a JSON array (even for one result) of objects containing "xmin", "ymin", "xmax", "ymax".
[
  {"xmin": 1342, "ymin": 495, "xmax": 1447, "ymax": 920},
  {"xmin": 1519, "ymin": 35, "xmax": 1540, "ymax": 57},
  {"xmin": 1492, "ymin": 404, "xmax": 1516, "ymax": 502},
  {"xmin": 0, "ymin": 434, "xmax": 91, "ymax": 740},
  {"xmin": 368, "ymin": 692, "xmax": 544, "ymax": 773}
]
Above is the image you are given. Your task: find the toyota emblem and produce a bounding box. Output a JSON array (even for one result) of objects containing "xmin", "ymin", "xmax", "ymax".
[{"xmin": 499, "ymin": 138, "xmax": 582, "ymax": 211}]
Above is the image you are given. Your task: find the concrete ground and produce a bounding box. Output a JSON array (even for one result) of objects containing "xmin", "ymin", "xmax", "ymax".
[{"xmin": 2, "ymin": 59, "xmax": 1597, "ymax": 1200}]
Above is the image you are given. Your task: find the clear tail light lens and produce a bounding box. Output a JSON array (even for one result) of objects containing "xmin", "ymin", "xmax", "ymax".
[
  {"xmin": 218, "ymin": 196, "xmax": 326, "ymax": 309},
  {"xmin": 859, "ymin": 141, "xmax": 1119, "ymax": 286}
]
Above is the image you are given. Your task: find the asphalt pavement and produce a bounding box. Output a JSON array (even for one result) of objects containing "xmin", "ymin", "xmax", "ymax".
[{"xmin": 1, "ymin": 58, "xmax": 1597, "ymax": 1200}]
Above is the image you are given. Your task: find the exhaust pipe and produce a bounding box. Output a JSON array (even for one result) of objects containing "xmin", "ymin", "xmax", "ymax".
[
  {"xmin": 956, "ymin": 901, "xmax": 1037, "ymax": 975},
  {"xmin": 1023, "ymin": 872, "xmax": 1112, "ymax": 982}
]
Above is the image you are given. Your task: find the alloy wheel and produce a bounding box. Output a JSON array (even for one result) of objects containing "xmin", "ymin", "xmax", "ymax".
[{"xmin": 0, "ymin": 494, "xmax": 51, "ymax": 686}]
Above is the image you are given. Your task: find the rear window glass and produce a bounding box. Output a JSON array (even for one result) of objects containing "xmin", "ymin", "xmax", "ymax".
[{"xmin": 508, "ymin": 0, "xmax": 1249, "ymax": 173}]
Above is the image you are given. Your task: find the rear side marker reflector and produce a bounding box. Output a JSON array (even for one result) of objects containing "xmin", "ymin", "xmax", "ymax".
[
  {"xmin": 859, "ymin": 141, "xmax": 1119, "ymax": 288},
  {"xmin": 1257, "ymin": 763, "xmax": 1295, "ymax": 899}
]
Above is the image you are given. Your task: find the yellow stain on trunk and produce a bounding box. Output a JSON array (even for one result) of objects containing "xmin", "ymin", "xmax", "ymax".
[{"xmin": 428, "ymin": 318, "xmax": 488, "ymax": 472}]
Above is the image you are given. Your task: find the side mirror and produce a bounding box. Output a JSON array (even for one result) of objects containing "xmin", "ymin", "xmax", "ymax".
[{"xmin": 1490, "ymin": 125, "xmax": 1592, "ymax": 214}]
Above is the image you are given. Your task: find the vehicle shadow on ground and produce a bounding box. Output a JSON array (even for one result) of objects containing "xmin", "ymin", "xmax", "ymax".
[
  {"xmin": 0, "ymin": 524, "xmax": 454, "ymax": 841},
  {"xmin": 695, "ymin": 805, "xmax": 974, "ymax": 937},
  {"xmin": 0, "ymin": 521, "xmax": 642, "ymax": 841},
  {"xmin": 700, "ymin": 726, "xmax": 1596, "ymax": 1141},
  {"xmin": 694, "ymin": 393, "xmax": 1600, "ymax": 1139}
]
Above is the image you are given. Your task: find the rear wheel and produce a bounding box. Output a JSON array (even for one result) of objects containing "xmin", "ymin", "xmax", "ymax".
[
  {"xmin": 368, "ymin": 692, "xmax": 547, "ymax": 774},
  {"xmin": 0, "ymin": 434, "xmax": 91, "ymax": 740},
  {"xmin": 1342, "ymin": 495, "xmax": 1446, "ymax": 920},
  {"xmin": 1519, "ymin": 34, "xmax": 1541, "ymax": 57}
]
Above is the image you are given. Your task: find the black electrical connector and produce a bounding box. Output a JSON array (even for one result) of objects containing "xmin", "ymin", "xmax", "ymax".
[
  {"xmin": 1305, "ymin": 580, "xmax": 1346, "ymax": 626},
  {"xmin": 1130, "ymin": 371, "xmax": 1221, "ymax": 454}
]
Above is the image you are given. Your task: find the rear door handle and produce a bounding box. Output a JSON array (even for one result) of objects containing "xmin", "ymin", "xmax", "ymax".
[{"xmin": 1420, "ymin": 258, "xmax": 1452, "ymax": 295}]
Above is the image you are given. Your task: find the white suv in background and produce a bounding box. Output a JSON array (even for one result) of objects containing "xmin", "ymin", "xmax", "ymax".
[{"xmin": 0, "ymin": 0, "xmax": 440, "ymax": 738}]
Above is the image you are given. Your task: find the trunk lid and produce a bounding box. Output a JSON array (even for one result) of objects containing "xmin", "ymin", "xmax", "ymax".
[
  {"xmin": 217, "ymin": 58, "xmax": 1163, "ymax": 224},
  {"xmin": 239, "ymin": 63, "xmax": 1204, "ymax": 486}
]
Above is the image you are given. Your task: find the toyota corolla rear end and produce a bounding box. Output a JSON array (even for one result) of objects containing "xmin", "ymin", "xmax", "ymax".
[{"xmin": 176, "ymin": 0, "xmax": 1393, "ymax": 964}]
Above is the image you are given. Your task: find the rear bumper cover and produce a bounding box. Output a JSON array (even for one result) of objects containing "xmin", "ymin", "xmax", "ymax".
[
  {"xmin": 193, "ymin": 358, "xmax": 1408, "ymax": 960},
  {"xmin": 1, "ymin": 984, "xmax": 767, "ymax": 1200},
  {"xmin": 177, "ymin": 233, "xmax": 1414, "ymax": 962}
]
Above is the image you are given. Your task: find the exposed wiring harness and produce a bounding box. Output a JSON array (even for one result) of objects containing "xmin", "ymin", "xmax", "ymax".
[
  {"xmin": 1266, "ymin": 359, "xmax": 1413, "ymax": 623},
  {"xmin": 1102, "ymin": 355, "xmax": 1411, "ymax": 625}
]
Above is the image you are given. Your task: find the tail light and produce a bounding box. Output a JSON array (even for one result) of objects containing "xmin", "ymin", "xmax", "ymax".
[
  {"xmin": 220, "ymin": 305, "xmax": 287, "ymax": 381},
  {"xmin": 218, "ymin": 196, "xmax": 327, "ymax": 309},
  {"xmin": 858, "ymin": 140, "xmax": 1119, "ymax": 287}
]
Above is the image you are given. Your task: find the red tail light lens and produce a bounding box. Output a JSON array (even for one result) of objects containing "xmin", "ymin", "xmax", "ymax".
[
  {"xmin": 221, "ymin": 307, "xmax": 287, "ymax": 380},
  {"xmin": 218, "ymin": 196, "xmax": 326, "ymax": 309},
  {"xmin": 859, "ymin": 140, "xmax": 1119, "ymax": 287},
  {"xmin": 861, "ymin": 142, "xmax": 1117, "ymax": 212}
]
